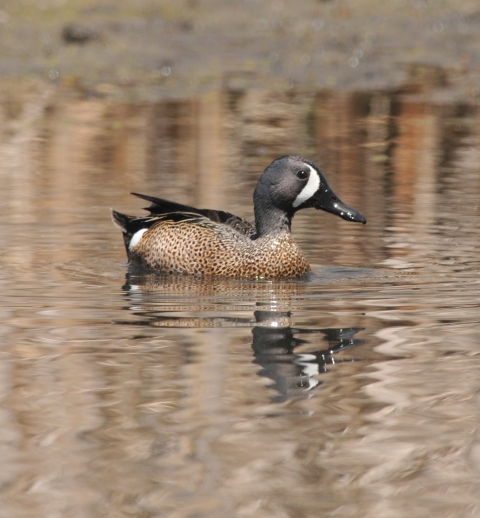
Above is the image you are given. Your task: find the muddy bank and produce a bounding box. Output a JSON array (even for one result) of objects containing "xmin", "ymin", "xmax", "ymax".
[{"xmin": 1, "ymin": 0, "xmax": 480, "ymax": 99}]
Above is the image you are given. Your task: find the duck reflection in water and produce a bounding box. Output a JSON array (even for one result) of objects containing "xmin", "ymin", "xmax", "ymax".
[
  {"xmin": 252, "ymin": 310, "xmax": 364, "ymax": 401},
  {"xmin": 118, "ymin": 272, "xmax": 365, "ymax": 401}
]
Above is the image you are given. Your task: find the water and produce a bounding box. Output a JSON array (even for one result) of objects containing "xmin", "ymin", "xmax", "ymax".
[{"xmin": 1, "ymin": 82, "xmax": 480, "ymax": 517}]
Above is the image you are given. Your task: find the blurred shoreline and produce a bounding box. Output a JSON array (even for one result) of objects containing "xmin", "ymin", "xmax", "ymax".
[{"xmin": 1, "ymin": 0, "xmax": 480, "ymax": 101}]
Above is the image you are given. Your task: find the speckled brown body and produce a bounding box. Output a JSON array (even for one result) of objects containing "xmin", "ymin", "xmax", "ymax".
[{"xmin": 129, "ymin": 216, "xmax": 310, "ymax": 278}]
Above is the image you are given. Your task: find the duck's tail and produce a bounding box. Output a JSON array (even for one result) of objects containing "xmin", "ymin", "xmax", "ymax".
[
  {"xmin": 112, "ymin": 209, "xmax": 136, "ymax": 253},
  {"xmin": 112, "ymin": 209, "xmax": 162, "ymax": 255},
  {"xmin": 111, "ymin": 209, "xmax": 131, "ymax": 232}
]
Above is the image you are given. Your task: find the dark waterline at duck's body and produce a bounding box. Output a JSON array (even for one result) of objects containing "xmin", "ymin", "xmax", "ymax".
[{"xmin": 112, "ymin": 156, "xmax": 366, "ymax": 278}]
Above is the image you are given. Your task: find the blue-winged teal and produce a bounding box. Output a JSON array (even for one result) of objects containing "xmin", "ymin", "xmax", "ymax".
[{"xmin": 112, "ymin": 156, "xmax": 366, "ymax": 278}]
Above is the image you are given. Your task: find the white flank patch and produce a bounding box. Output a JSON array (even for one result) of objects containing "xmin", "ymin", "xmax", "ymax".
[
  {"xmin": 129, "ymin": 228, "xmax": 148, "ymax": 250},
  {"xmin": 292, "ymin": 164, "xmax": 320, "ymax": 208}
]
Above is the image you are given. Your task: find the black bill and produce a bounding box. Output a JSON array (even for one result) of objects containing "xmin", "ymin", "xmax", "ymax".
[{"xmin": 312, "ymin": 184, "xmax": 366, "ymax": 224}]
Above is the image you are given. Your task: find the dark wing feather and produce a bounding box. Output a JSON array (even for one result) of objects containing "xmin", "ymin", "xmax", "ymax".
[
  {"xmin": 131, "ymin": 193, "xmax": 200, "ymax": 216},
  {"xmin": 131, "ymin": 192, "xmax": 256, "ymax": 237}
]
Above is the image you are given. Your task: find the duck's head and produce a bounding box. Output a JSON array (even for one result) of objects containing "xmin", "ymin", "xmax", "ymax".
[{"xmin": 253, "ymin": 156, "xmax": 366, "ymax": 236}]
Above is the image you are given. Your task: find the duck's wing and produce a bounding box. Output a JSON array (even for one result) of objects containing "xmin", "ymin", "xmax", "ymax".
[{"xmin": 131, "ymin": 192, "xmax": 256, "ymax": 237}]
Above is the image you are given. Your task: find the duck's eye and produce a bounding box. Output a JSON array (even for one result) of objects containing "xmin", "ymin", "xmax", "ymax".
[{"xmin": 296, "ymin": 170, "xmax": 309, "ymax": 180}]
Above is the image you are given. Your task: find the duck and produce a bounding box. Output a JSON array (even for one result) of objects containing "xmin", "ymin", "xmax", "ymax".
[{"xmin": 112, "ymin": 156, "xmax": 366, "ymax": 278}]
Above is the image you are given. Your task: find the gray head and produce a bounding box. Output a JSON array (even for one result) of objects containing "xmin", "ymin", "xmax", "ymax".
[{"xmin": 253, "ymin": 156, "xmax": 366, "ymax": 237}]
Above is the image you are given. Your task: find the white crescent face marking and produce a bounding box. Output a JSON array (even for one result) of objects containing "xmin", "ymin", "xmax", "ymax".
[
  {"xmin": 129, "ymin": 228, "xmax": 148, "ymax": 250},
  {"xmin": 292, "ymin": 164, "xmax": 320, "ymax": 208}
]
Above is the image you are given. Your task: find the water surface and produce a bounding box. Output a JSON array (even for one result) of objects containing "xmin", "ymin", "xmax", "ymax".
[{"xmin": 1, "ymin": 83, "xmax": 480, "ymax": 517}]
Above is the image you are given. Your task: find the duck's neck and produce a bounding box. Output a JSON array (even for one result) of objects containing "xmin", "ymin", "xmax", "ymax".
[{"xmin": 254, "ymin": 203, "xmax": 293, "ymax": 238}]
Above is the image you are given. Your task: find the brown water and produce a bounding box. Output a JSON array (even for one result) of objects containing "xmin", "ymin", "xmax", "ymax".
[{"xmin": 1, "ymin": 82, "xmax": 480, "ymax": 517}]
